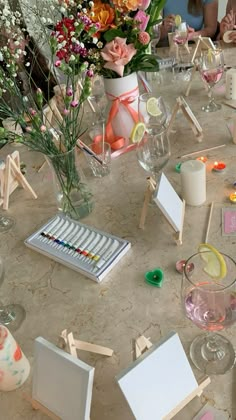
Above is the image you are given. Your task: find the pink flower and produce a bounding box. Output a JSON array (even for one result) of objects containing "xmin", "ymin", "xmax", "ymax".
[
  {"xmin": 101, "ymin": 37, "xmax": 136, "ymax": 77},
  {"xmin": 26, "ymin": 126, "xmax": 32, "ymax": 133},
  {"xmin": 63, "ymin": 108, "xmax": 70, "ymax": 115},
  {"xmin": 138, "ymin": 31, "xmax": 150, "ymax": 45},
  {"xmin": 40, "ymin": 125, "xmax": 47, "ymax": 132},
  {"xmin": 55, "ymin": 60, "xmax": 61, "ymax": 67},
  {"xmin": 66, "ymin": 87, "xmax": 73, "ymax": 96},
  {"xmin": 139, "ymin": 0, "xmax": 151, "ymax": 10},
  {"xmin": 134, "ymin": 10, "xmax": 149, "ymax": 31},
  {"xmin": 70, "ymin": 100, "xmax": 78, "ymax": 107},
  {"xmin": 29, "ymin": 108, "xmax": 37, "ymax": 116}
]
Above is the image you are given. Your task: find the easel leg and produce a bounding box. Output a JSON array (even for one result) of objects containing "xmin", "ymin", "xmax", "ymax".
[{"xmin": 139, "ymin": 185, "xmax": 153, "ymax": 229}]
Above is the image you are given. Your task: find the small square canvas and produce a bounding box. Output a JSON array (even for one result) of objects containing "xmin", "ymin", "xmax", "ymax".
[
  {"xmin": 192, "ymin": 403, "xmax": 229, "ymax": 420},
  {"xmin": 116, "ymin": 332, "xmax": 198, "ymax": 420},
  {"xmin": 153, "ymin": 173, "xmax": 184, "ymax": 232},
  {"xmin": 222, "ymin": 208, "xmax": 236, "ymax": 236},
  {"xmin": 32, "ymin": 337, "xmax": 94, "ymax": 420}
]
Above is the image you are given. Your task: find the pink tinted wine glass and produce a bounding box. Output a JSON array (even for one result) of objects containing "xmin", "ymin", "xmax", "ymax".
[
  {"xmin": 199, "ymin": 49, "xmax": 224, "ymax": 112},
  {"xmin": 182, "ymin": 251, "xmax": 236, "ymax": 375}
]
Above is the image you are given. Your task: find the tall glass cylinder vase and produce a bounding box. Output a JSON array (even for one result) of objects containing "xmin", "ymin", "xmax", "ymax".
[
  {"xmin": 104, "ymin": 73, "xmax": 139, "ymax": 150},
  {"xmin": 46, "ymin": 147, "xmax": 94, "ymax": 220}
]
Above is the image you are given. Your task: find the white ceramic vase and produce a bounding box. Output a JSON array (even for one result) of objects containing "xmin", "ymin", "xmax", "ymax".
[
  {"xmin": 104, "ymin": 73, "xmax": 139, "ymax": 148},
  {"xmin": 0, "ymin": 325, "xmax": 30, "ymax": 391}
]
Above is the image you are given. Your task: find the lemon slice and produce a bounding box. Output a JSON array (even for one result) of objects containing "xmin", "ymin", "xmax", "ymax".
[
  {"xmin": 207, "ymin": 48, "xmax": 214, "ymax": 62},
  {"xmin": 146, "ymin": 97, "xmax": 162, "ymax": 117},
  {"xmin": 175, "ymin": 14, "xmax": 182, "ymax": 27},
  {"xmin": 130, "ymin": 122, "xmax": 146, "ymax": 143},
  {"xmin": 198, "ymin": 243, "xmax": 227, "ymax": 280}
]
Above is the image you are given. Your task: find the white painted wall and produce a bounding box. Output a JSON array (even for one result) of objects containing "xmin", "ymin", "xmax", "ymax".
[{"xmin": 218, "ymin": 0, "xmax": 227, "ymax": 20}]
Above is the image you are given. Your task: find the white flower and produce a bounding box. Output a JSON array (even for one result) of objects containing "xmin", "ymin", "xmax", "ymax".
[
  {"xmin": 89, "ymin": 1, "xmax": 94, "ymax": 6},
  {"xmin": 69, "ymin": 55, "xmax": 76, "ymax": 61},
  {"xmin": 0, "ymin": 52, "xmax": 3, "ymax": 61},
  {"xmin": 25, "ymin": 62, "xmax": 31, "ymax": 67},
  {"xmin": 60, "ymin": 7, "xmax": 66, "ymax": 13}
]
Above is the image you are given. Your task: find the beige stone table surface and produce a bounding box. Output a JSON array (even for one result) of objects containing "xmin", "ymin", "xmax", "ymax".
[{"xmin": 0, "ymin": 50, "xmax": 236, "ymax": 420}]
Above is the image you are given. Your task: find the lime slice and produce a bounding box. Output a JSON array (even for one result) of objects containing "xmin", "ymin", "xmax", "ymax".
[
  {"xmin": 146, "ymin": 97, "xmax": 162, "ymax": 117},
  {"xmin": 175, "ymin": 14, "xmax": 182, "ymax": 27},
  {"xmin": 198, "ymin": 243, "xmax": 227, "ymax": 280},
  {"xmin": 130, "ymin": 122, "xmax": 146, "ymax": 143}
]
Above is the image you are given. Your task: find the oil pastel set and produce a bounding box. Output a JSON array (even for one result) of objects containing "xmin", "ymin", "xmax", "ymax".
[{"xmin": 25, "ymin": 214, "xmax": 131, "ymax": 282}]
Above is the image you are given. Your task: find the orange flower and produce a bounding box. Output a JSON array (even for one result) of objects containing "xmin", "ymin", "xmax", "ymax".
[
  {"xmin": 112, "ymin": 0, "xmax": 142, "ymax": 12},
  {"xmin": 92, "ymin": 1, "xmax": 115, "ymax": 32}
]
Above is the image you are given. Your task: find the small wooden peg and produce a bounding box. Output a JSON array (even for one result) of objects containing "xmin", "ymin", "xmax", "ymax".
[
  {"xmin": 135, "ymin": 335, "xmax": 153, "ymax": 360},
  {"xmin": 23, "ymin": 393, "xmax": 61, "ymax": 420}
]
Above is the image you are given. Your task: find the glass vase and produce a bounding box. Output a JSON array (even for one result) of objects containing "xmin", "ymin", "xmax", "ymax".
[{"xmin": 46, "ymin": 147, "xmax": 94, "ymax": 220}]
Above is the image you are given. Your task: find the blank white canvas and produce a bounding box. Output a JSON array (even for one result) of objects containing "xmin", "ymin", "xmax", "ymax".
[
  {"xmin": 153, "ymin": 173, "xmax": 183, "ymax": 232},
  {"xmin": 116, "ymin": 332, "xmax": 198, "ymax": 420},
  {"xmin": 33, "ymin": 337, "xmax": 94, "ymax": 420}
]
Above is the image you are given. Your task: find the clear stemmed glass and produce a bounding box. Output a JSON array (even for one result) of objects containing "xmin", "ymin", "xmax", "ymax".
[
  {"xmin": 182, "ymin": 251, "xmax": 236, "ymax": 375},
  {"xmin": 150, "ymin": 23, "xmax": 161, "ymax": 55},
  {"xmin": 136, "ymin": 129, "xmax": 171, "ymax": 184},
  {"xmin": 169, "ymin": 21, "xmax": 189, "ymax": 64},
  {"xmin": 89, "ymin": 75, "xmax": 107, "ymax": 124},
  {"xmin": 0, "ymin": 256, "xmax": 26, "ymax": 331},
  {"xmin": 138, "ymin": 93, "xmax": 168, "ymax": 134},
  {"xmin": 198, "ymin": 48, "xmax": 224, "ymax": 112}
]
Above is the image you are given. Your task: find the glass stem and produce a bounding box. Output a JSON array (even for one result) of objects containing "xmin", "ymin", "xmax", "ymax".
[
  {"xmin": 208, "ymin": 86, "xmax": 215, "ymax": 106},
  {"xmin": 201, "ymin": 333, "xmax": 226, "ymax": 362}
]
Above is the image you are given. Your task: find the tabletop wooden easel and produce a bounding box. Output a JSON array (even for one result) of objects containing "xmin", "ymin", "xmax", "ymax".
[
  {"xmin": 0, "ymin": 150, "xmax": 37, "ymax": 210},
  {"xmin": 24, "ymin": 329, "xmax": 113, "ymax": 420},
  {"xmin": 139, "ymin": 176, "xmax": 185, "ymax": 246},
  {"xmin": 167, "ymin": 96, "xmax": 203, "ymax": 142},
  {"xmin": 191, "ymin": 35, "xmax": 215, "ymax": 64},
  {"xmin": 134, "ymin": 335, "xmax": 211, "ymax": 420}
]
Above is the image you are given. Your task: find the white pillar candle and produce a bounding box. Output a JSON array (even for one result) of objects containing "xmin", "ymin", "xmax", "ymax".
[
  {"xmin": 0, "ymin": 325, "xmax": 30, "ymax": 391},
  {"xmin": 180, "ymin": 160, "xmax": 206, "ymax": 206}
]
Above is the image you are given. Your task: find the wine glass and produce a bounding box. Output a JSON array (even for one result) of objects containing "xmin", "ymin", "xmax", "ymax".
[
  {"xmin": 150, "ymin": 23, "xmax": 161, "ymax": 55},
  {"xmin": 0, "ymin": 256, "xmax": 26, "ymax": 331},
  {"xmin": 136, "ymin": 128, "xmax": 171, "ymax": 184},
  {"xmin": 138, "ymin": 93, "xmax": 168, "ymax": 134},
  {"xmin": 89, "ymin": 75, "xmax": 107, "ymax": 124},
  {"xmin": 198, "ymin": 48, "xmax": 224, "ymax": 112},
  {"xmin": 169, "ymin": 21, "xmax": 189, "ymax": 65},
  {"xmin": 182, "ymin": 251, "xmax": 236, "ymax": 375}
]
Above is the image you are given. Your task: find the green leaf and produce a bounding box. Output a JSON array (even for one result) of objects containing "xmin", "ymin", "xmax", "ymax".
[{"xmin": 103, "ymin": 29, "xmax": 126, "ymax": 42}]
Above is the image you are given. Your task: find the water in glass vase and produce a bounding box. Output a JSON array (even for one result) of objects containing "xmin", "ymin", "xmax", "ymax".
[{"xmin": 46, "ymin": 147, "xmax": 94, "ymax": 220}]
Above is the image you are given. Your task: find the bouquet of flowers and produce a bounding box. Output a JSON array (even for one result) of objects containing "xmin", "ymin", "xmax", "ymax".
[
  {"xmin": 0, "ymin": 0, "xmax": 165, "ymax": 218},
  {"xmin": 45, "ymin": 0, "xmax": 166, "ymax": 78}
]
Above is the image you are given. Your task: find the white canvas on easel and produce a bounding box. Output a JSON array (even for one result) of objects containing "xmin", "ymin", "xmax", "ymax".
[
  {"xmin": 32, "ymin": 337, "xmax": 94, "ymax": 420},
  {"xmin": 116, "ymin": 332, "xmax": 210, "ymax": 420},
  {"xmin": 153, "ymin": 173, "xmax": 184, "ymax": 232}
]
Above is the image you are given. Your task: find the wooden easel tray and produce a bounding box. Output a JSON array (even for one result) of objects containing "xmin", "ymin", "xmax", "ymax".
[{"xmin": 25, "ymin": 214, "xmax": 131, "ymax": 282}]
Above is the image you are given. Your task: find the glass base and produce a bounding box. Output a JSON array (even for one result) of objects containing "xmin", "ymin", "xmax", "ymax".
[
  {"xmin": 201, "ymin": 101, "xmax": 221, "ymax": 113},
  {"xmin": 0, "ymin": 216, "xmax": 15, "ymax": 232},
  {"xmin": 0, "ymin": 304, "xmax": 26, "ymax": 331},
  {"xmin": 190, "ymin": 333, "xmax": 235, "ymax": 375}
]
